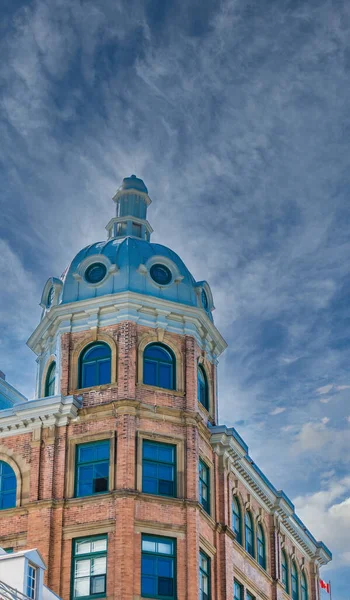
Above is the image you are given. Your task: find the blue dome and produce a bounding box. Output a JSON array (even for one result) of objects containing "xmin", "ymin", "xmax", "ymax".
[{"xmin": 59, "ymin": 237, "xmax": 213, "ymax": 319}]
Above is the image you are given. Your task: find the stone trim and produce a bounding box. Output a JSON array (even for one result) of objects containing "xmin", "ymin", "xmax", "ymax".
[{"xmin": 63, "ymin": 519, "xmax": 115, "ymax": 540}]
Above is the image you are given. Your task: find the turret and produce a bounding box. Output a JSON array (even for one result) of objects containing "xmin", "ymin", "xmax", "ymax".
[{"xmin": 105, "ymin": 174, "xmax": 153, "ymax": 241}]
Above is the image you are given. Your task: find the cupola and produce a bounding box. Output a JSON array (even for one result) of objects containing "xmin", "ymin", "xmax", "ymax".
[{"xmin": 105, "ymin": 174, "xmax": 153, "ymax": 241}]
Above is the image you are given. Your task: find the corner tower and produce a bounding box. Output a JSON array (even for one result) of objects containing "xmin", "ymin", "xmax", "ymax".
[{"xmin": 0, "ymin": 176, "xmax": 331, "ymax": 600}]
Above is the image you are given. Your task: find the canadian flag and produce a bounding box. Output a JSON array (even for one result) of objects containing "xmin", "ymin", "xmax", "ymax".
[{"xmin": 320, "ymin": 580, "xmax": 330, "ymax": 593}]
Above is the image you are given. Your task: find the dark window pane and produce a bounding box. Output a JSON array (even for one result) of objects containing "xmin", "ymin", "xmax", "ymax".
[
  {"xmin": 158, "ymin": 465, "xmax": 173, "ymax": 481},
  {"xmin": 79, "ymin": 446, "xmax": 96, "ymax": 463},
  {"xmin": 158, "ymin": 577, "xmax": 173, "ymax": 597},
  {"xmin": 96, "ymin": 442, "xmax": 110, "ymax": 461},
  {"xmin": 142, "ymin": 576, "xmax": 157, "ymax": 596},
  {"xmin": 159, "ymin": 363, "xmax": 172, "ymax": 388},
  {"xmin": 99, "ymin": 360, "xmax": 111, "ymax": 385},
  {"xmin": 158, "ymin": 480, "xmax": 174, "ymax": 496},
  {"xmin": 143, "ymin": 441, "xmax": 157, "ymax": 460},
  {"xmin": 144, "ymin": 361, "xmax": 157, "ymax": 386},
  {"xmin": 142, "ymin": 556, "xmax": 156, "ymax": 576},
  {"xmin": 145, "ymin": 346, "xmax": 171, "ymax": 361},
  {"xmin": 157, "ymin": 445, "xmax": 174, "ymax": 464},
  {"xmin": 143, "ymin": 463, "xmax": 158, "ymax": 478},
  {"xmin": 93, "ymin": 477, "xmax": 108, "ymax": 493},
  {"xmin": 158, "ymin": 557, "xmax": 173, "ymax": 577},
  {"xmin": 143, "ymin": 479, "xmax": 158, "ymax": 494},
  {"xmin": 2, "ymin": 492, "xmax": 16, "ymax": 509},
  {"xmin": 83, "ymin": 363, "xmax": 96, "ymax": 388},
  {"xmin": 84, "ymin": 345, "xmax": 110, "ymax": 361}
]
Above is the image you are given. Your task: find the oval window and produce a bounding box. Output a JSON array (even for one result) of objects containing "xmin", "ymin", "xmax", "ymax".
[
  {"xmin": 150, "ymin": 264, "xmax": 172, "ymax": 285},
  {"xmin": 85, "ymin": 262, "xmax": 107, "ymax": 284}
]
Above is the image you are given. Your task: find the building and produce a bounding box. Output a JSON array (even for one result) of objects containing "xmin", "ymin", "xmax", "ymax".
[
  {"xmin": 0, "ymin": 175, "xmax": 331, "ymax": 600},
  {"xmin": 0, "ymin": 546, "xmax": 61, "ymax": 600}
]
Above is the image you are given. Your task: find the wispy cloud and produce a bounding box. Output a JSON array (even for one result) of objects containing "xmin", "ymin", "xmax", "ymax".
[{"xmin": 1, "ymin": 0, "xmax": 350, "ymax": 596}]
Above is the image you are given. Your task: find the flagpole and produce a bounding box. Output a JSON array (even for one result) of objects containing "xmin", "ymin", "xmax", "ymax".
[{"xmin": 329, "ymin": 580, "xmax": 332, "ymax": 600}]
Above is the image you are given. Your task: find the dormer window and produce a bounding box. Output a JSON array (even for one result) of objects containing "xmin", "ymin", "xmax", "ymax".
[{"xmin": 27, "ymin": 564, "xmax": 37, "ymax": 600}]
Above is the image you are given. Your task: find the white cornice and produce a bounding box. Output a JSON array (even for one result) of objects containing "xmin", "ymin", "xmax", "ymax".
[
  {"xmin": 27, "ymin": 292, "xmax": 227, "ymax": 358},
  {"xmin": 0, "ymin": 395, "xmax": 82, "ymax": 438},
  {"xmin": 210, "ymin": 426, "xmax": 332, "ymax": 565}
]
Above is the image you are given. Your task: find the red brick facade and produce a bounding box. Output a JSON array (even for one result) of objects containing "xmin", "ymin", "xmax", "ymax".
[{"xmin": 0, "ymin": 321, "xmax": 326, "ymax": 600}]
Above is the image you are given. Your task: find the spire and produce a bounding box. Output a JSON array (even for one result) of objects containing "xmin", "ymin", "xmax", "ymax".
[{"xmin": 105, "ymin": 175, "xmax": 153, "ymax": 241}]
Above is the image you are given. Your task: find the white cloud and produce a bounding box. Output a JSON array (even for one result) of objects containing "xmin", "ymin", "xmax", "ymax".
[
  {"xmin": 316, "ymin": 385, "xmax": 334, "ymax": 395},
  {"xmin": 270, "ymin": 406, "xmax": 286, "ymax": 415},
  {"xmin": 294, "ymin": 477, "xmax": 350, "ymax": 568}
]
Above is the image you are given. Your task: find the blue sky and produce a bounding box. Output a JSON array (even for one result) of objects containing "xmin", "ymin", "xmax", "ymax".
[{"xmin": 1, "ymin": 0, "xmax": 349, "ymax": 596}]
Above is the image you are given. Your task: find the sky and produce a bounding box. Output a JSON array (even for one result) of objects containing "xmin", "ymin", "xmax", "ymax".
[{"xmin": 0, "ymin": 0, "xmax": 350, "ymax": 596}]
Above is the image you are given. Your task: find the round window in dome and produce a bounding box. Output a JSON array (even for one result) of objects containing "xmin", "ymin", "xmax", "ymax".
[
  {"xmin": 150, "ymin": 264, "xmax": 172, "ymax": 285},
  {"xmin": 201, "ymin": 289, "xmax": 208, "ymax": 310},
  {"xmin": 85, "ymin": 262, "xmax": 107, "ymax": 284}
]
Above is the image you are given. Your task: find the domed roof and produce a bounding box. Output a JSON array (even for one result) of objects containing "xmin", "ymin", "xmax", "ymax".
[{"xmin": 57, "ymin": 237, "xmax": 213, "ymax": 319}]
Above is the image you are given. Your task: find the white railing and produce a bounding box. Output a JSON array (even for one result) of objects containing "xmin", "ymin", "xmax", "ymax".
[{"xmin": 0, "ymin": 580, "xmax": 31, "ymax": 600}]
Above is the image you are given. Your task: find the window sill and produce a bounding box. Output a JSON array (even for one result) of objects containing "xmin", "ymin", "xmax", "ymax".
[
  {"xmin": 73, "ymin": 383, "xmax": 118, "ymax": 394},
  {"xmin": 137, "ymin": 383, "xmax": 184, "ymax": 397}
]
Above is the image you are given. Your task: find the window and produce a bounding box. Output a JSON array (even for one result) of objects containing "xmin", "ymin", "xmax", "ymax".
[
  {"xmin": 143, "ymin": 344, "xmax": 175, "ymax": 390},
  {"xmin": 72, "ymin": 536, "xmax": 107, "ymax": 600},
  {"xmin": 141, "ymin": 534, "xmax": 176, "ymax": 599},
  {"xmin": 4, "ymin": 548, "xmax": 14, "ymax": 553},
  {"xmin": 75, "ymin": 440, "xmax": 110, "ymax": 498},
  {"xmin": 199, "ymin": 459, "xmax": 210, "ymax": 514},
  {"xmin": 27, "ymin": 565, "xmax": 36, "ymax": 600},
  {"xmin": 45, "ymin": 362, "xmax": 56, "ymax": 397},
  {"xmin": 150, "ymin": 264, "xmax": 172, "ymax": 285},
  {"xmin": 246, "ymin": 592, "xmax": 255, "ymax": 600},
  {"xmin": 132, "ymin": 222, "xmax": 142, "ymax": 237},
  {"xmin": 232, "ymin": 497, "xmax": 242, "ymax": 545},
  {"xmin": 79, "ymin": 343, "xmax": 111, "ymax": 389},
  {"xmin": 142, "ymin": 440, "xmax": 176, "ymax": 497},
  {"xmin": 291, "ymin": 562, "xmax": 299, "ymax": 600},
  {"xmin": 199, "ymin": 551, "xmax": 210, "ymax": 600},
  {"xmin": 257, "ymin": 524, "xmax": 266, "ymax": 569},
  {"xmin": 0, "ymin": 461, "xmax": 16, "ymax": 509},
  {"xmin": 84, "ymin": 263, "xmax": 107, "ymax": 284},
  {"xmin": 301, "ymin": 573, "xmax": 308, "ymax": 600},
  {"xmin": 197, "ymin": 365, "xmax": 209, "ymax": 411},
  {"xmin": 282, "ymin": 550, "xmax": 289, "ymax": 593},
  {"xmin": 234, "ymin": 580, "xmax": 243, "ymax": 600},
  {"xmin": 245, "ymin": 511, "xmax": 254, "ymax": 557}
]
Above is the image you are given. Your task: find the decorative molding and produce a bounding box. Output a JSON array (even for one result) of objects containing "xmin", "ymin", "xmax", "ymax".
[{"xmin": 0, "ymin": 395, "xmax": 82, "ymax": 439}]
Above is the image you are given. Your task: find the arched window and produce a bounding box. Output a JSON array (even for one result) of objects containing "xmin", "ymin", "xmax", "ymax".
[
  {"xmin": 0, "ymin": 461, "xmax": 16, "ymax": 510},
  {"xmin": 245, "ymin": 511, "xmax": 254, "ymax": 557},
  {"xmin": 197, "ymin": 365, "xmax": 209, "ymax": 410},
  {"xmin": 292, "ymin": 562, "xmax": 299, "ymax": 600},
  {"xmin": 281, "ymin": 550, "xmax": 289, "ymax": 593},
  {"xmin": 79, "ymin": 343, "xmax": 111, "ymax": 389},
  {"xmin": 143, "ymin": 344, "xmax": 175, "ymax": 390},
  {"xmin": 257, "ymin": 524, "xmax": 266, "ymax": 569},
  {"xmin": 301, "ymin": 573, "xmax": 308, "ymax": 600},
  {"xmin": 45, "ymin": 362, "xmax": 56, "ymax": 397},
  {"xmin": 232, "ymin": 496, "xmax": 242, "ymax": 545}
]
